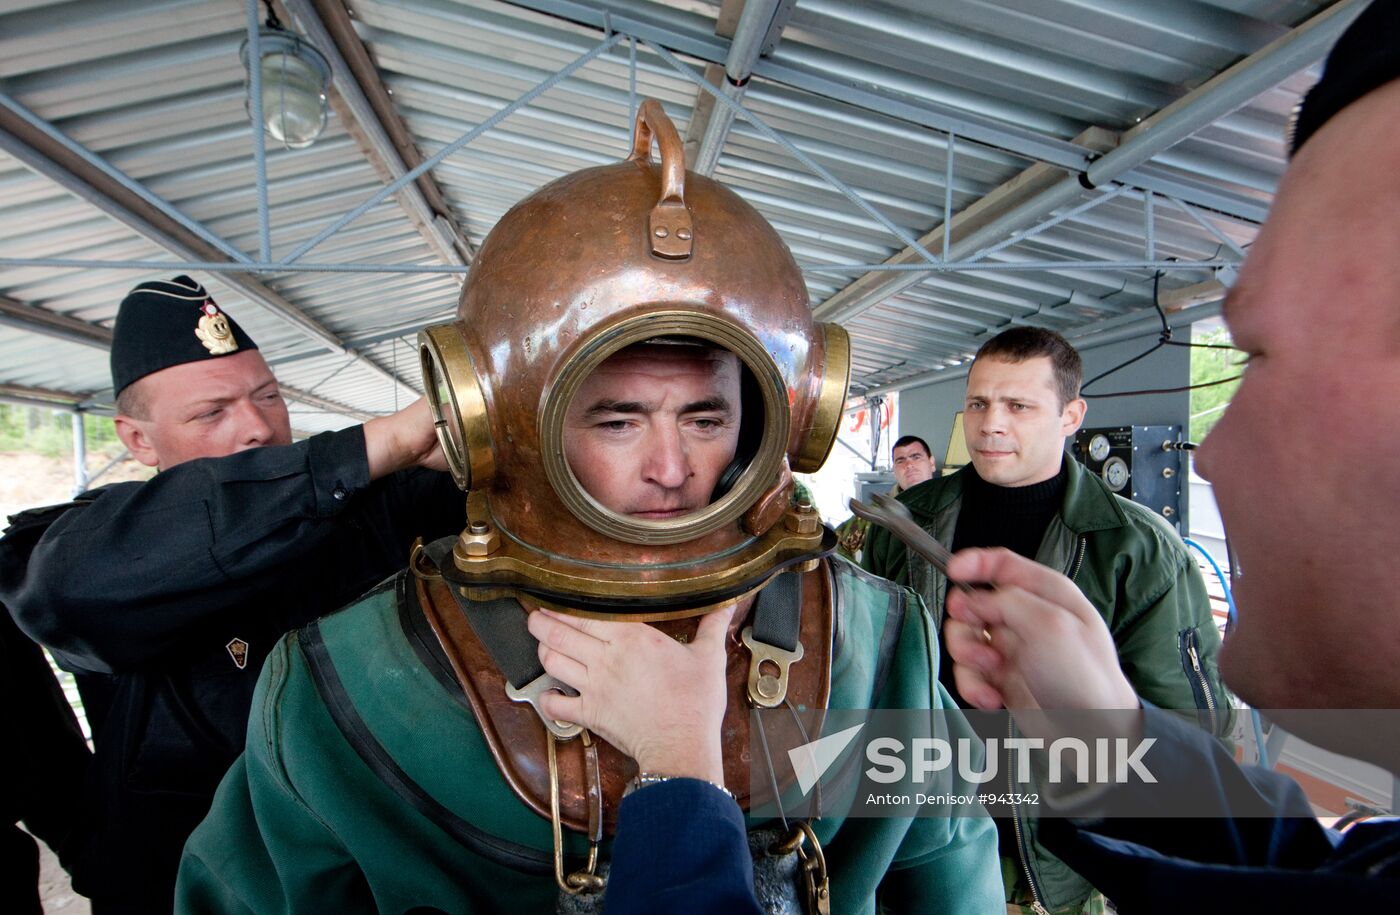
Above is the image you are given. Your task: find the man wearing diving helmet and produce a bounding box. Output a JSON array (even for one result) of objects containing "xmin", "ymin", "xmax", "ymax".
[{"xmin": 177, "ymin": 101, "xmax": 1001, "ymax": 913}]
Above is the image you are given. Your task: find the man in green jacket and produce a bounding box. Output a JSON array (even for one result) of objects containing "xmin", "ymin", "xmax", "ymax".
[{"xmin": 864, "ymin": 326, "xmax": 1231, "ymax": 915}]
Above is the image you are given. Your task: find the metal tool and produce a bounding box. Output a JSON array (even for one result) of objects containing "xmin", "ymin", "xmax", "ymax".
[{"xmin": 849, "ymin": 492, "xmax": 974, "ymax": 594}]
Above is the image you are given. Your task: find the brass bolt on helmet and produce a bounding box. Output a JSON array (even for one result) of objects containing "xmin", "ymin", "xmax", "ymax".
[{"xmin": 420, "ymin": 100, "xmax": 849, "ymax": 618}]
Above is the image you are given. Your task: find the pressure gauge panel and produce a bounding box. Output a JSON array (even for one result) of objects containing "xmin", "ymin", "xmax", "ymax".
[{"xmin": 1072, "ymin": 425, "xmax": 1185, "ymax": 530}]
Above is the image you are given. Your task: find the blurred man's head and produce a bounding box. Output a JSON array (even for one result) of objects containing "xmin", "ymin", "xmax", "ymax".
[
  {"xmin": 563, "ymin": 342, "xmax": 742, "ymax": 519},
  {"xmin": 110, "ymin": 276, "xmax": 291, "ymax": 470},
  {"xmin": 891, "ymin": 435, "xmax": 935, "ymax": 491},
  {"xmin": 1195, "ymin": 8, "xmax": 1400, "ymax": 740},
  {"xmin": 963, "ymin": 328, "xmax": 1085, "ymax": 488}
]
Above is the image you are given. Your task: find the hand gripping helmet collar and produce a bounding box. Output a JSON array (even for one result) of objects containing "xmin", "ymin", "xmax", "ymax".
[{"xmin": 420, "ymin": 100, "xmax": 849, "ymax": 618}]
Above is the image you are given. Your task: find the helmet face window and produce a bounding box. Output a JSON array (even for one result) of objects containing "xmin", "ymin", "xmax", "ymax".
[{"xmin": 563, "ymin": 341, "xmax": 743, "ymax": 520}]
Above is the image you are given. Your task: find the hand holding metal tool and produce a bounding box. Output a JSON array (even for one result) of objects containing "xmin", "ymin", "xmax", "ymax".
[{"xmin": 849, "ymin": 492, "xmax": 975, "ymax": 593}]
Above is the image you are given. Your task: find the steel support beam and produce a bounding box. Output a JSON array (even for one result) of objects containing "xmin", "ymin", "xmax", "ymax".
[
  {"xmin": 1161, "ymin": 278, "xmax": 1229, "ymax": 312},
  {"xmin": 275, "ymin": 30, "xmax": 622, "ymax": 266},
  {"xmin": 276, "ymin": 385, "xmax": 376, "ymax": 422},
  {"xmin": 505, "ymin": 0, "xmax": 1340, "ymax": 227},
  {"xmin": 690, "ymin": 0, "xmax": 787, "ymax": 176},
  {"xmin": 282, "ymin": 0, "xmax": 475, "ymax": 270},
  {"xmin": 0, "ymin": 94, "xmax": 252, "ymax": 266},
  {"xmin": 247, "ymin": 0, "xmax": 273, "ymax": 263},
  {"xmin": 812, "ymin": 0, "xmax": 1361, "ymax": 326},
  {"xmin": 0, "ymin": 293, "xmax": 113, "ymax": 349},
  {"xmin": 856, "ymin": 301, "xmax": 1224, "ymax": 399},
  {"xmin": 0, "ymin": 383, "xmax": 87, "ymax": 410},
  {"xmin": 0, "ymin": 257, "xmax": 467, "ymax": 275},
  {"xmin": 506, "ymin": 0, "xmax": 1093, "ymax": 170},
  {"xmin": 812, "ymin": 126, "xmax": 1117, "ymax": 323},
  {"xmin": 0, "ymin": 294, "xmax": 375, "ymax": 422},
  {"xmin": 0, "ymin": 120, "xmax": 419, "ymax": 399}
]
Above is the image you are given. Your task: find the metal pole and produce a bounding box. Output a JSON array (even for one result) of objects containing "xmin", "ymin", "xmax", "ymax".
[
  {"xmin": 645, "ymin": 39, "xmax": 943, "ymax": 267},
  {"xmin": 868, "ymin": 395, "xmax": 884, "ymax": 470},
  {"xmin": 811, "ymin": 0, "xmax": 1366, "ymax": 324},
  {"xmin": 692, "ymin": 0, "xmax": 782, "ymax": 176},
  {"xmin": 800, "ymin": 259, "xmax": 1229, "ymax": 274},
  {"xmin": 71, "ymin": 410, "xmax": 88, "ymax": 496},
  {"xmin": 1145, "ymin": 191, "xmax": 1156, "ymax": 263},
  {"xmin": 857, "ymin": 300, "xmax": 1225, "ymax": 400},
  {"xmin": 942, "ymin": 132, "xmax": 955, "ymax": 262},
  {"xmin": 281, "ymin": 0, "xmax": 469, "ymax": 271},
  {"xmin": 247, "ymin": 0, "xmax": 273, "ymax": 263},
  {"xmin": 0, "ymin": 257, "xmax": 468, "ymax": 274},
  {"xmin": 0, "ymin": 255, "xmax": 1235, "ymax": 275},
  {"xmin": 0, "ymin": 94, "xmax": 252, "ymax": 266},
  {"xmin": 1165, "ymin": 196, "xmax": 1248, "ymax": 259},
  {"xmin": 279, "ymin": 32, "xmax": 625, "ymax": 266},
  {"xmin": 628, "ymin": 34, "xmax": 638, "ymax": 137},
  {"xmin": 959, "ymin": 185, "xmax": 1130, "ymax": 267}
]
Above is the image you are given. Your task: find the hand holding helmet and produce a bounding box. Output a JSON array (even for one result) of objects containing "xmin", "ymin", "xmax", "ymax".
[{"xmin": 528, "ymin": 604, "xmax": 736, "ymax": 785}]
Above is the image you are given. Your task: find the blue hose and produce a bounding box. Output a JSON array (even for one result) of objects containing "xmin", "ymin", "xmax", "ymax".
[{"xmin": 1184, "ymin": 537, "xmax": 1271, "ymax": 768}]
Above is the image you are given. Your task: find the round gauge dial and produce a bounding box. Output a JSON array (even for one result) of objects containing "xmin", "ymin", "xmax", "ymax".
[
  {"xmin": 1102, "ymin": 456, "xmax": 1130, "ymax": 492},
  {"xmin": 1087, "ymin": 433, "xmax": 1111, "ymax": 463}
]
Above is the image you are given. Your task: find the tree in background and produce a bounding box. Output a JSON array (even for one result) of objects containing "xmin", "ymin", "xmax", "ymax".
[
  {"xmin": 1189, "ymin": 326, "xmax": 1243, "ymax": 444},
  {"xmin": 0, "ymin": 404, "xmax": 121, "ymax": 457}
]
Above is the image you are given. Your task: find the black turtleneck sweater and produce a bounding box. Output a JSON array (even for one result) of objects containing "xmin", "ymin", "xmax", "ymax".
[
  {"xmin": 945, "ymin": 458, "xmax": 1069, "ymax": 858},
  {"xmin": 951, "ymin": 458, "xmax": 1068, "ymax": 559},
  {"xmin": 940, "ymin": 458, "xmax": 1069, "ymax": 707}
]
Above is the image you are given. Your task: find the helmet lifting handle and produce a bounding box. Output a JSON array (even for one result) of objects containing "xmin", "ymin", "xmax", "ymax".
[{"xmin": 629, "ymin": 99, "xmax": 693, "ymax": 259}]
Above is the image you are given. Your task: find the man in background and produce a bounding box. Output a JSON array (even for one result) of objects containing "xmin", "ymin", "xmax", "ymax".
[
  {"xmin": 836, "ymin": 433, "xmax": 939, "ymax": 561},
  {"xmin": 864, "ymin": 326, "xmax": 1230, "ymax": 914}
]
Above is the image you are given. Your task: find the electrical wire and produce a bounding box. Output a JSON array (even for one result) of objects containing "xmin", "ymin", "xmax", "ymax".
[
  {"xmin": 1080, "ymin": 339, "xmax": 1166, "ymax": 393},
  {"xmin": 1082, "ymin": 374, "xmax": 1242, "ymax": 400},
  {"xmin": 1078, "ymin": 269, "xmax": 1246, "ymax": 399},
  {"xmin": 1164, "ymin": 338, "xmax": 1243, "ymax": 349}
]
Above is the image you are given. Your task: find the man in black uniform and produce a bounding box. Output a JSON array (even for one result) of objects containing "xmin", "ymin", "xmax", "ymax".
[
  {"xmin": 1, "ymin": 599, "xmax": 91, "ymax": 915},
  {"xmin": 0, "ymin": 275, "xmax": 460, "ymax": 914}
]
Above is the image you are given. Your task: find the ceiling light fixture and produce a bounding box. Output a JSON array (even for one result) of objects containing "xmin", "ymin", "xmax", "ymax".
[{"xmin": 240, "ymin": 2, "xmax": 332, "ymax": 149}]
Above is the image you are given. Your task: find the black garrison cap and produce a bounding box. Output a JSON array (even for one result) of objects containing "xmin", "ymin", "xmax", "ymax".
[
  {"xmin": 110, "ymin": 276, "xmax": 259, "ymax": 397},
  {"xmin": 1290, "ymin": 0, "xmax": 1400, "ymax": 156}
]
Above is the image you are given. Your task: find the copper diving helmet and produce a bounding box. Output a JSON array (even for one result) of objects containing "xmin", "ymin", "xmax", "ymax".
[{"xmin": 419, "ymin": 99, "xmax": 849, "ymax": 618}]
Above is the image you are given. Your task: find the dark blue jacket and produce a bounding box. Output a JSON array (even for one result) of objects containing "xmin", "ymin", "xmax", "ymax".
[
  {"xmin": 605, "ymin": 779, "xmax": 761, "ymax": 915},
  {"xmin": 1041, "ymin": 708, "xmax": 1400, "ymax": 913}
]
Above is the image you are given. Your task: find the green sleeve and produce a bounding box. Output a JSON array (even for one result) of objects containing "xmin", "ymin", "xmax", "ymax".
[
  {"xmin": 874, "ymin": 597, "xmax": 1002, "ymax": 913},
  {"xmin": 878, "ymin": 812, "xmax": 1003, "ymax": 914},
  {"xmin": 176, "ymin": 635, "xmax": 373, "ymax": 915},
  {"xmin": 860, "ymin": 518, "xmax": 909, "ymax": 585},
  {"xmin": 1113, "ymin": 551, "xmax": 1234, "ymax": 739}
]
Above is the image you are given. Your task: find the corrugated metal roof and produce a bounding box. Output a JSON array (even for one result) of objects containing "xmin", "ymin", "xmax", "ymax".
[{"xmin": 0, "ymin": 0, "xmax": 1351, "ymax": 427}]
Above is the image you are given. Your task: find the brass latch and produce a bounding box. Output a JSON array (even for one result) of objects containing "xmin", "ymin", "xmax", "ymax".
[{"xmin": 742, "ymin": 625, "xmax": 804, "ymax": 708}]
